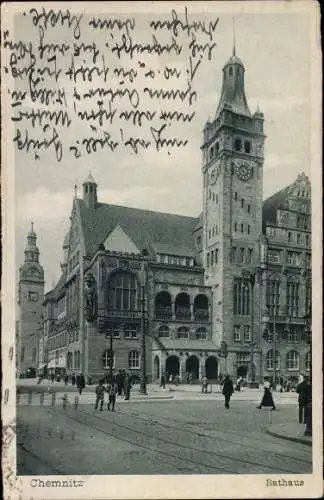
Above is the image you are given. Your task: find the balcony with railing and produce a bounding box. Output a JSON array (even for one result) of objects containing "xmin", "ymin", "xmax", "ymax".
[
  {"xmin": 175, "ymin": 307, "xmax": 191, "ymax": 320},
  {"xmin": 155, "ymin": 307, "xmax": 172, "ymax": 320},
  {"xmin": 194, "ymin": 308, "xmax": 209, "ymax": 321}
]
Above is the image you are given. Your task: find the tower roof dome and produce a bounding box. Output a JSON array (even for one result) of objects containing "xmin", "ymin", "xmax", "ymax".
[
  {"xmin": 224, "ymin": 54, "xmax": 244, "ymax": 67},
  {"xmin": 83, "ymin": 172, "xmax": 97, "ymax": 184}
]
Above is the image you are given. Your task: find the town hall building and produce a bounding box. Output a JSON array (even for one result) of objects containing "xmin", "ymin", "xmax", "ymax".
[{"xmin": 18, "ymin": 45, "xmax": 312, "ymax": 387}]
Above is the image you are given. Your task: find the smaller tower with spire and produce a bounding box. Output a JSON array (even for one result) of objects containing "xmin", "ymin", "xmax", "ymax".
[
  {"xmin": 18, "ymin": 223, "xmax": 45, "ymax": 377},
  {"xmin": 83, "ymin": 172, "xmax": 98, "ymax": 209}
]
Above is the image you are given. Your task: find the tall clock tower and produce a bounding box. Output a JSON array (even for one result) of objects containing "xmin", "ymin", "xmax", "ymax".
[
  {"xmin": 18, "ymin": 223, "xmax": 45, "ymax": 377},
  {"xmin": 201, "ymin": 47, "xmax": 266, "ymax": 380}
]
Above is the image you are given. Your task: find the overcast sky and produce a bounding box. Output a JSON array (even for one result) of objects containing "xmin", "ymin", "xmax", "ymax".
[{"xmin": 13, "ymin": 6, "xmax": 312, "ymax": 291}]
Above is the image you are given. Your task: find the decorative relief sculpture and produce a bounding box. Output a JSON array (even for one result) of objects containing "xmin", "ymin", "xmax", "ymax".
[{"xmin": 84, "ymin": 273, "xmax": 97, "ymax": 322}]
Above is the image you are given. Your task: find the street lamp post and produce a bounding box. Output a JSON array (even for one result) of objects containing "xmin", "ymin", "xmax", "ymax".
[
  {"xmin": 139, "ymin": 262, "xmax": 147, "ymax": 395},
  {"xmin": 109, "ymin": 330, "xmax": 113, "ymax": 383},
  {"xmin": 304, "ymin": 305, "xmax": 312, "ymax": 436},
  {"xmin": 242, "ymin": 270, "xmax": 260, "ymax": 387}
]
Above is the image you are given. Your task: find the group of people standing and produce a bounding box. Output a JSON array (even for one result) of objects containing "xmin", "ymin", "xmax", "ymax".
[{"xmin": 94, "ymin": 372, "xmax": 133, "ymax": 411}]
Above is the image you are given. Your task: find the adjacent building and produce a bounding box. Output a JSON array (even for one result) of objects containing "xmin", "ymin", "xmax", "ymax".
[{"xmin": 17, "ymin": 45, "xmax": 312, "ymax": 386}]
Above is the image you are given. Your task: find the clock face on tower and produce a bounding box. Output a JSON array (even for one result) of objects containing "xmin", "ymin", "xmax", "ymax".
[
  {"xmin": 209, "ymin": 164, "xmax": 220, "ymax": 185},
  {"xmin": 236, "ymin": 163, "xmax": 253, "ymax": 182}
]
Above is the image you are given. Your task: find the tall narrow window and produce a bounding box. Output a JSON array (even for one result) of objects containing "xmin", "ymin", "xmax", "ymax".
[
  {"xmin": 234, "ymin": 326, "xmax": 241, "ymax": 342},
  {"xmin": 286, "ymin": 280, "xmax": 299, "ymax": 317},
  {"xmin": 207, "ymin": 253, "xmax": 210, "ymax": 267},
  {"xmin": 247, "ymin": 204, "xmax": 251, "ymax": 214},
  {"xmin": 234, "ymin": 192, "xmax": 238, "ymax": 201},
  {"xmin": 231, "ymin": 247, "xmax": 237, "ymax": 263},
  {"xmin": 234, "ymin": 222, "xmax": 237, "ymax": 232},
  {"xmin": 215, "ymin": 249, "xmax": 218, "ymax": 264},
  {"xmin": 241, "ymin": 223, "xmax": 244, "ymax": 233},
  {"xmin": 266, "ymin": 279, "xmax": 280, "ymax": 317},
  {"xmin": 211, "ymin": 250, "xmax": 214, "ymax": 266},
  {"xmin": 288, "ymin": 232, "xmax": 292, "ymax": 243},
  {"xmin": 248, "ymin": 225, "xmax": 251, "ymax": 234},
  {"xmin": 248, "ymin": 249, "xmax": 253, "ymax": 264},
  {"xmin": 240, "ymin": 248, "xmax": 245, "ymax": 264},
  {"xmin": 233, "ymin": 279, "xmax": 250, "ymax": 316}
]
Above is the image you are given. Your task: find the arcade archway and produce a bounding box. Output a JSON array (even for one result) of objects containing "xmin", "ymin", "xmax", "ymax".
[
  {"xmin": 185, "ymin": 355, "xmax": 199, "ymax": 381},
  {"xmin": 205, "ymin": 356, "xmax": 218, "ymax": 379},
  {"xmin": 165, "ymin": 355, "xmax": 180, "ymax": 377}
]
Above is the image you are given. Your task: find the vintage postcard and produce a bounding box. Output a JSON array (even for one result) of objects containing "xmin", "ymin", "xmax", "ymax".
[{"xmin": 1, "ymin": 1, "xmax": 322, "ymax": 499}]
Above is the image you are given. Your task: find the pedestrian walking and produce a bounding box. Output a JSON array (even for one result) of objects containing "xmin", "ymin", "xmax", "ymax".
[
  {"xmin": 222, "ymin": 375, "xmax": 234, "ymax": 409},
  {"xmin": 160, "ymin": 374, "xmax": 166, "ymax": 389},
  {"xmin": 51, "ymin": 373, "xmax": 55, "ymax": 383},
  {"xmin": 296, "ymin": 376, "xmax": 309, "ymax": 424},
  {"xmin": 94, "ymin": 379, "xmax": 105, "ymax": 411},
  {"xmin": 107, "ymin": 379, "xmax": 118, "ymax": 411},
  {"xmin": 124, "ymin": 374, "xmax": 132, "ymax": 400},
  {"xmin": 116, "ymin": 370, "xmax": 123, "ymax": 395},
  {"xmin": 64, "ymin": 374, "xmax": 68, "ymax": 385},
  {"xmin": 201, "ymin": 376, "xmax": 208, "ymax": 394},
  {"xmin": 71, "ymin": 373, "xmax": 76, "ymax": 386},
  {"xmin": 257, "ymin": 383, "xmax": 276, "ymax": 410},
  {"xmin": 76, "ymin": 372, "xmax": 85, "ymax": 395}
]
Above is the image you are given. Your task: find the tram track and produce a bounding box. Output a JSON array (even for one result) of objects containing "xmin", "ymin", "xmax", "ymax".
[
  {"xmin": 47, "ymin": 406, "xmax": 306, "ymax": 474},
  {"xmin": 117, "ymin": 406, "xmax": 311, "ymax": 466}
]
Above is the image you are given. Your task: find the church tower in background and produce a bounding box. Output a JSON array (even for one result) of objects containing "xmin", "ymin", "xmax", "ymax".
[
  {"xmin": 201, "ymin": 42, "xmax": 266, "ymax": 380},
  {"xmin": 17, "ymin": 223, "xmax": 45, "ymax": 377}
]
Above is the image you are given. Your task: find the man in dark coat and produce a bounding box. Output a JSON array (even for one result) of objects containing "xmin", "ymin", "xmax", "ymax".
[
  {"xmin": 124, "ymin": 374, "xmax": 132, "ymax": 400},
  {"xmin": 76, "ymin": 372, "xmax": 86, "ymax": 395},
  {"xmin": 222, "ymin": 375, "xmax": 234, "ymax": 409},
  {"xmin": 296, "ymin": 376, "xmax": 309, "ymax": 424}
]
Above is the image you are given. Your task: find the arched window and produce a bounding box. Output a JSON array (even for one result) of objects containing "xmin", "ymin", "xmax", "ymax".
[
  {"xmin": 176, "ymin": 327, "xmax": 189, "ymax": 339},
  {"xmin": 266, "ymin": 350, "xmax": 280, "ymax": 370},
  {"xmin": 305, "ymin": 352, "xmax": 311, "ymax": 371},
  {"xmin": 175, "ymin": 293, "xmax": 191, "ymax": 320},
  {"xmin": 194, "ymin": 294, "xmax": 209, "ymax": 320},
  {"xmin": 108, "ymin": 272, "xmax": 139, "ymax": 311},
  {"xmin": 287, "ymin": 351, "xmax": 299, "ymax": 370},
  {"xmin": 195, "ymin": 327, "xmax": 207, "ymax": 340},
  {"xmin": 129, "ymin": 350, "xmax": 140, "ymax": 369},
  {"xmin": 103, "ymin": 349, "xmax": 115, "ymax": 370},
  {"xmin": 158, "ymin": 326, "xmax": 170, "ymax": 338}
]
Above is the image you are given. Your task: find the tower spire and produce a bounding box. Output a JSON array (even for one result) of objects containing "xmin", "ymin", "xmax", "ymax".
[
  {"xmin": 31, "ymin": 221, "xmax": 34, "ymax": 232},
  {"xmin": 232, "ymin": 17, "xmax": 236, "ymax": 56}
]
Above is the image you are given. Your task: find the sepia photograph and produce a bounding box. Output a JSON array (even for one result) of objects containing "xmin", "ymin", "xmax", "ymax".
[{"xmin": 1, "ymin": 1, "xmax": 322, "ymax": 498}]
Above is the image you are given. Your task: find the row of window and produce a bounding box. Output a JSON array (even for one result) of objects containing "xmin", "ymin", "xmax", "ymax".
[
  {"xmin": 267, "ymin": 227, "xmax": 310, "ymax": 247},
  {"xmin": 265, "ymin": 350, "xmax": 310, "ymax": 371},
  {"xmin": 206, "ymin": 249, "xmax": 219, "ymax": 267},
  {"xmin": 102, "ymin": 350, "xmax": 140, "ymax": 369},
  {"xmin": 156, "ymin": 254, "xmax": 195, "ymax": 267},
  {"xmin": 208, "ymin": 191, "xmax": 219, "ymax": 204},
  {"xmin": 208, "ymin": 225, "xmax": 219, "ymax": 239},
  {"xmin": 232, "ymin": 247, "xmax": 253, "ymax": 265},
  {"xmin": 158, "ymin": 326, "xmax": 208, "ymax": 340},
  {"xmin": 234, "ymin": 193, "xmax": 252, "ymax": 214},
  {"xmin": 234, "ymin": 138, "xmax": 251, "ymax": 154},
  {"xmin": 106, "ymin": 324, "xmax": 139, "ymax": 339},
  {"xmin": 47, "ymin": 330, "xmax": 79, "ymax": 351},
  {"xmin": 233, "ymin": 325, "xmax": 251, "ymax": 343},
  {"xmin": 234, "ymin": 222, "xmax": 251, "ymax": 234}
]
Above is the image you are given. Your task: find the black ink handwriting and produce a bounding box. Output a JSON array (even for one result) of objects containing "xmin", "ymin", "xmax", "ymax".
[
  {"xmin": 29, "ymin": 7, "xmax": 83, "ymax": 39},
  {"xmin": 13, "ymin": 127, "xmax": 63, "ymax": 161}
]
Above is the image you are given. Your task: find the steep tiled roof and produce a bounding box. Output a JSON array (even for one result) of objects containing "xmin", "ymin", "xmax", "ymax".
[
  {"xmin": 262, "ymin": 186, "xmax": 290, "ymax": 226},
  {"xmin": 44, "ymin": 273, "xmax": 66, "ymax": 303},
  {"xmin": 77, "ymin": 199, "xmax": 200, "ymax": 259}
]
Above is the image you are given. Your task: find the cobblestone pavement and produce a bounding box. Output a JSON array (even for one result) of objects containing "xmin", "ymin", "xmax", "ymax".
[{"xmin": 16, "ymin": 399, "xmax": 312, "ymax": 475}]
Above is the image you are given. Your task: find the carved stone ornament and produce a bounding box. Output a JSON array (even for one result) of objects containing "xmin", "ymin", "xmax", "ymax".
[{"xmin": 84, "ymin": 273, "xmax": 98, "ymax": 322}]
